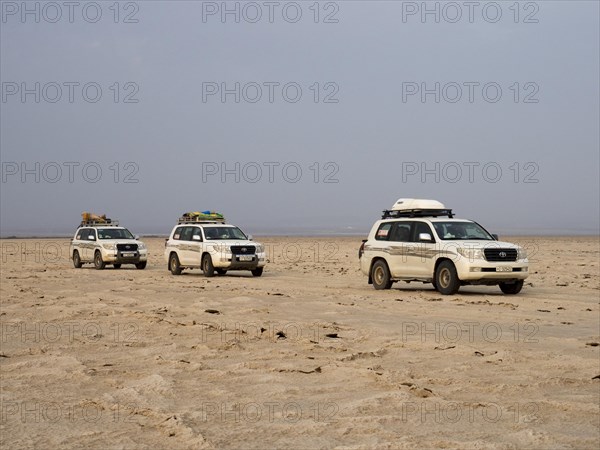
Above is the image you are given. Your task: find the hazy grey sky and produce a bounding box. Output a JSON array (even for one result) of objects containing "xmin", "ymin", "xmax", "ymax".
[{"xmin": 1, "ymin": 1, "xmax": 599, "ymax": 236}]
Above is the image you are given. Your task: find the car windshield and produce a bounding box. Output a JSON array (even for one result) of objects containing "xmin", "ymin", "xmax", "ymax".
[
  {"xmin": 97, "ymin": 228, "xmax": 135, "ymax": 240},
  {"xmin": 432, "ymin": 222, "xmax": 493, "ymax": 241},
  {"xmin": 203, "ymin": 226, "xmax": 247, "ymax": 240}
]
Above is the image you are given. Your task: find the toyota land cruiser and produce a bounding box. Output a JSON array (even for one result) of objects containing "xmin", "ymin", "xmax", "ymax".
[
  {"xmin": 70, "ymin": 218, "xmax": 147, "ymax": 270},
  {"xmin": 164, "ymin": 214, "xmax": 266, "ymax": 277},
  {"xmin": 359, "ymin": 199, "xmax": 529, "ymax": 294}
]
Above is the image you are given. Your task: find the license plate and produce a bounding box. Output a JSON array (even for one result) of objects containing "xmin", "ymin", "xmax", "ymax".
[
  {"xmin": 238, "ymin": 255, "xmax": 254, "ymax": 262},
  {"xmin": 123, "ymin": 252, "xmax": 136, "ymax": 258},
  {"xmin": 496, "ymin": 266, "xmax": 512, "ymax": 272}
]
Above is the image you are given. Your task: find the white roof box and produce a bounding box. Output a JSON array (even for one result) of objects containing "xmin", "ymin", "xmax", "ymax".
[{"xmin": 392, "ymin": 198, "xmax": 446, "ymax": 211}]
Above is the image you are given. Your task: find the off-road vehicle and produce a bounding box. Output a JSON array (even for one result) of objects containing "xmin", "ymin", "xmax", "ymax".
[
  {"xmin": 164, "ymin": 213, "xmax": 266, "ymax": 277},
  {"xmin": 70, "ymin": 217, "xmax": 147, "ymax": 270},
  {"xmin": 359, "ymin": 199, "xmax": 529, "ymax": 294}
]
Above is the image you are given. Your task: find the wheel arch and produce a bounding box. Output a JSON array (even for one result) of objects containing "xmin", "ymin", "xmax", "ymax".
[
  {"xmin": 434, "ymin": 257, "xmax": 455, "ymax": 277},
  {"xmin": 368, "ymin": 257, "xmax": 389, "ymax": 284}
]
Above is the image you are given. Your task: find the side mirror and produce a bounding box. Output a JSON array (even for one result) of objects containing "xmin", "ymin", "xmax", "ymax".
[
  {"xmin": 192, "ymin": 235, "xmax": 201, "ymax": 241},
  {"xmin": 134, "ymin": 235, "xmax": 140, "ymax": 240},
  {"xmin": 88, "ymin": 235, "xmax": 96, "ymax": 241},
  {"xmin": 418, "ymin": 233, "xmax": 433, "ymax": 242},
  {"xmin": 492, "ymin": 234, "xmax": 499, "ymax": 241},
  {"xmin": 248, "ymin": 235, "xmax": 253, "ymax": 241}
]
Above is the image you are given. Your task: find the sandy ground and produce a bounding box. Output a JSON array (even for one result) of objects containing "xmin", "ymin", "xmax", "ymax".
[{"xmin": 0, "ymin": 236, "xmax": 598, "ymax": 449}]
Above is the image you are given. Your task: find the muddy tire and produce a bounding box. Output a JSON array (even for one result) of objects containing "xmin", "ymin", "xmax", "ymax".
[
  {"xmin": 202, "ymin": 254, "xmax": 215, "ymax": 277},
  {"xmin": 169, "ymin": 253, "xmax": 182, "ymax": 275},
  {"xmin": 435, "ymin": 261, "xmax": 460, "ymax": 295},
  {"xmin": 371, "ymin": 260, "xmax": 393, "ymax": 290},
  {"xmin": 73, "ymin": 251, "xmax": 83, "ymax": 268},
  {"xmin": 499, "ymin": 280, "xmax": 524, "ymax": 295},
  {"xmin": 94, "ymin": 251, "xmax": 105, "ymax": 270}
]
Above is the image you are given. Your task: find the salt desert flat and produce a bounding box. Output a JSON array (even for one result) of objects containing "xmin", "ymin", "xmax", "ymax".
[{"xmin": 1, "ymin": 236, "xmax": 598, "ymax": 449}]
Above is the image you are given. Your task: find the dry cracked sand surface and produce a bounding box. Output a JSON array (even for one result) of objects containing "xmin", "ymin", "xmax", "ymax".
[{"xmin": 1, "ymin": 236, "xmax": 599, "ymax": 449}]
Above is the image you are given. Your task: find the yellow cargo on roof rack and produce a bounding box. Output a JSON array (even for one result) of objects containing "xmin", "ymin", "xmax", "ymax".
[
  {"xmin": 178, "ymin": 211, "xmax": 226, "ymax": 224},
  {"xmin": 80, "ymin": 212, "xmax": 119, "ymax": 227}
]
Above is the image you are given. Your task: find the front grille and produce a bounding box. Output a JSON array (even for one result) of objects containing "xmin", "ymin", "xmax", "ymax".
[
  {"xmin": 117, "ymin": 243, "xmax": 138, "ymax": 251},
  {"xmin": 230, "ymin": 245, "xmax": 256, "ymax": 255},
  {"xmin": 484, "ymin": 248, "xmax": 517, "ymax": 262}
]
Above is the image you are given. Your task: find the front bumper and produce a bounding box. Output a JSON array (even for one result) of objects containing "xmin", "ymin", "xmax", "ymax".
[
  {"xmin": 455, "ymin": 257, "xmax": 529, "ymax": 281},
  {"xmin": 103, "ymin": 250, "xmax": 148, "ymax": 264},
  {"xmin": 212, "ymin": 251, "xmax": 267, "ymax": 269}
]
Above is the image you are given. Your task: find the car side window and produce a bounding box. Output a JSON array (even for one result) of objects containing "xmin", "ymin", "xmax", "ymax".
[
  {"xmin": 412, "ymin": 222, "xmax": 434, "ymax": 243},
  {"xmin": 180, "ymin": 227, "xmax": 194, "ymax": 241},
  {"xmin": 88, "ymin": 229, "xmax": 97, "ymax": 240},
  {"xmin": 191, "ymin": 227, "xmax": 203, "ymax": 241},
  {"xmin": 389, "ymin": 222, "xmax": 411, "ymax": 242},
  {"xmin": 375, "ymin": 223, "xmax": 393, "ymax": 241},
  {"xmin": 173, "ymin": 226, "xmax": 185, "ymax": 240},
  {"xmin": 76, "ymin": 229, "xmax": 84, "ymax": 240}
]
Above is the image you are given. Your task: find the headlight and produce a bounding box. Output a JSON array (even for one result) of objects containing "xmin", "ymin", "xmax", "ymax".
[
  {"xmin": 457, "ymin": 248, "xmax": 484, "ymax": 260},
  {"xmin": 102, "ymin": 243, "xmax": 116, "ymax": 250},
  {"xmin": 517, "ymin": 248, "xmax": 527, "ymax": 260},
  {"xmin": 137, "ymin": 242, "xmax": 146, "ymax": 250},
  {"xmin": 255, "ymin": 244, "xmax": 264, "ymax": 253}
]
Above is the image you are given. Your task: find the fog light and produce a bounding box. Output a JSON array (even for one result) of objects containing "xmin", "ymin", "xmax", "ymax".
[{"xmin": 470, "ymin": 267, "xmax": 482, "ymax": 272}]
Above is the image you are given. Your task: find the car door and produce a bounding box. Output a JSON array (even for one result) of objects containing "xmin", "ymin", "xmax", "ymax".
[
  {"xmin": 169, "ymin": 226, "xmax": 186, "ymax": 263},
  {"xmin": 72, "ymin": 228, "xmax": 84, "ymax": 261},
  {"xmin": 386, "ymin": 221, "xmax": 414, "ymax": 278},
  {"xmin": 177, "ymin": 226, "xmax": 194, "ymax": 266},
  {"xmin": 188, "ymin": 226, "xmax": 203, "ymax": 267},
  {"xmin": 410, "ymin": 221, "xmax": 437, "ymax": 277},
  {"xmin": 78, "ymin": 228, "xmax": 96, "ymax": 262}
]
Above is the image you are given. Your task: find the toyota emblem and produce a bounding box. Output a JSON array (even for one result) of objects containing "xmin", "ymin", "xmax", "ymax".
[
  {"xmin": 499, "ymin": 252, "xmax": 507, "ymax": 258},
  {"xmin": 241, "ymin": 247, "xmax": 247, "ymax": 253}
]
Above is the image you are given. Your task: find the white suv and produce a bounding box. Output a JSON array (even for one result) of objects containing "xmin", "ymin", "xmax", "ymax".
[
  {"xmin": 359, "ymin": 199, "xmax": 529, "ymax": 295},
  {"xmin": 70, "ymin": 221, "xmax": 147, "ymax": 270},
  {"xmin": 164, "ymin": 219, "xmax": 266, "ymax": 277}
]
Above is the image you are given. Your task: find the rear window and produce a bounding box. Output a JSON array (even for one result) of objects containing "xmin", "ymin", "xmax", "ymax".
[
  {"xmin": 375, "ymin": 223, "xmax": 392, "ymax": 240},
  {"xmin": 172, "ymin": 226, "xmax": 185, "ymax": 240}
]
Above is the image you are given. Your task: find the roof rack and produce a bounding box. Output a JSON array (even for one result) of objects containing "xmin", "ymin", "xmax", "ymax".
[
  {"xmin": 178, "ymin": 211, "xmax": 226, "ymax": 224},
  {"xmin": 382, "ymin": 209, "xmax": 454, "ymax": 219},
  {"xmin": 177, "ymin": 216, "xmax": 226, "ymax": 225},
  {"xmin": 80, "ymin": 219, "xmax": 120, "ymax": 227}
]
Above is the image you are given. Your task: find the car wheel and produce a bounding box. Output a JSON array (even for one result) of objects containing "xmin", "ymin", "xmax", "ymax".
[
  {"xmin": 135, "ymin": 261, "xmax": 147, "ymax": 270},
  {"xmin": 251, "ymin": 267, "xmax": 263, "ymax": 277},
  {"xmin": 435, "ymin": 261, "xmax": 460, "ymax": 295},
  {"xmin": 499, "ymin": 280, "xmax": 524, "ymax": 295},
  {"xmin": 169, "ymin": 253, "xmax": 182, "ymax": 275},
  {"xmin": 202, "ymin": 254, "xmax": 215, "ymax": 277},
  {"xmin": 371, "ymin": 260, "xmax": 392, "ymax": 290},
  {"xmin": 73, "ymin": 251, "xmax": 83, "ymax": 268},
  {"xmin": 113, "ymin": 264, "xmax": 122, "ymax": 269},
  {"xmin": 216, "ymin": 268, "xmax": 227, "ymax": 275},
  {"xmin": 94, "ymin": 251, "xmax": 105, "ymax": 270}
]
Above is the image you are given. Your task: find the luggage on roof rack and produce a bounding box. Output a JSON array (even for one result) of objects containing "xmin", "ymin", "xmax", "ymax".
[
  {"xmin": 382, "ymin": 198, "xmax": 454, "ymax": 219},
  {"xmin": 178, "ymin": 211, "xmax": 226, "ymax": 224},
  {"xmin": 382, "ymin": 209, "xmax": 454, "ymax": 219},
  {"xmin": 80, "ymin": 212, "xmax": 119, "ymax": 227}
]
